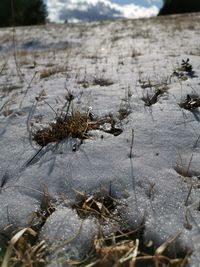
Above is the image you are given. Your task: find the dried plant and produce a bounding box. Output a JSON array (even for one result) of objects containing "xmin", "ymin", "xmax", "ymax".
[
  {"xmin": 30, "ymin": 189, "xmax": 56, "ymax": 229},
  {"xmin": 40, "ymin": 66, "xmax": 66, "ymax": 79},
  {"xmin": 72, "ymin": 189, "xmax": 117, "ymax": 220},
  {"xmin": 179, "ymin": 94, "xmax": 200, "ymax": 110},
  {"xmin": 33, "ymin": 111, "xmax": 99, "ymax": 147},
  {"xmin": 1, "ymin": 227, "xmax": 46, "ymax": 267},
  {"xmin": 92, "ymin": 78, "xmax": 114, "ymax": 87},
  {"xmin": 70, "ymin": 229, "xmax": 190, "ymax": 267},
  {"xmin": 175, "ymin": 153, "xmax": 194, "ymax": 178}
]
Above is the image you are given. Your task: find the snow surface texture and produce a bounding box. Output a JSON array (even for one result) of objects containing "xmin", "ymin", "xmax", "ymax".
[{"xmin": 1, "ymin": 13, "xmax": 200, "ymax": 266}]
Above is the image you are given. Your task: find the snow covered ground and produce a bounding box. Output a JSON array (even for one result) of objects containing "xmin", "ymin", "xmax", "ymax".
[{"xmin": 1, "ymin": 13, "xmax": 200, "ymax": 266}]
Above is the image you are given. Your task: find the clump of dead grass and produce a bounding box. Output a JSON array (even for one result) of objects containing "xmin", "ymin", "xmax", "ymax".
[
  {"xmin": 1, "ymin": 227, "xmax": 46, "ymax": 267},
  {"xmin": 72, "ymin": 230, "xmax": 190, "ymax": 267},
  {"xmin": 179, "ymin": 94, "xmax": 200, "ymax": 110},
  {"xmin": 33, "ymin": 111, "xmax": 99, "ymax": 147},
  {"xmin": 40, "ymin": 65, "xmax": 66, "ymax": 79},
  {"xmin": 92, "ymin": 78, "xmax": 114, "ymax": 87},
  {"xmin": 131, "ymin": 49, "xmax": 142, "ymax": 58},
  {"xmin": 72, "ymin": 189, "xmax": 117, "ymax": 219},
  {"xmin": 139, "ymin": 75, "xmax": 169, "ymax": 106},
  {"xmin": 33, "ymin": 105, "xmax": 124, "ymax": 146},
  {"xmin": 141, "ymin": 86, "xmax": 168, "ymax": 106},
  {"xmin": 1, "ymin": 190, "xmax": 55, "ymax": 267}
]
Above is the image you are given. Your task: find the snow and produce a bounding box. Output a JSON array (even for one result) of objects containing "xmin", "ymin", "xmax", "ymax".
[
  {"xmin": 1, "ymin": 13, "xmax": 200, "ymax": 266},
  {"xmin": 41, "ymin": 208, "xmax": 98, "ymax": 265}
]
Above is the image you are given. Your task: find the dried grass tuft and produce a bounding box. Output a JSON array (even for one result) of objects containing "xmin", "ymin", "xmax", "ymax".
[
  {"xmin": 2, "ymin": 227, "xmax": 46, "ymax": 267},
  {"xmin": 92, "ymin": 78, "xmax": 114, "ymax": 87},
  {"xmin": 72, "ymin": 189, "xmax": 116, "ymax": 219},
  {"xmin": 72, "ymin": 230, "xmax": 190, "ymax": 267},
  {"xmin": 40, "ymin": 66, "xmax": 66, "ymax": 79},
  {"xmin": 33, "ymin": 111, "xmax": 99, "ymax": 147},
  {"xmin": 179, "ymin": 94, "xmax": 200, "ymax": 110}
]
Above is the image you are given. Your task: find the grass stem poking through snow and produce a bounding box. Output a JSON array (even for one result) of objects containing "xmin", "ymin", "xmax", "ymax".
[
  {"xmin": 175, "ymin": 153, "xmax": 194, "ymax": 178},
  {"xmin": 129, "ymin": 129, "xmax": 134, "ymax": 158},
  {"xmin": 184, "ymin": 208, "xmax": 192, "ymax": 230},
  {"xmin": 185, "ymin": 184, "xmax": 193, "ymax": 207}
]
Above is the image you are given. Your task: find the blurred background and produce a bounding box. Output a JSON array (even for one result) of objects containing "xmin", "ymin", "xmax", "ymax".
[{"xmin": 0, "ymin": 0, "xmax": 200, "ymax": 27}]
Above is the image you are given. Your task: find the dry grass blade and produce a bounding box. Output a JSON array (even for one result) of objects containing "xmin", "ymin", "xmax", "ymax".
[
  {"xmin": 175, "ymin": 153, "xmax": 194, "ymax": 178},
  {"xmin": 2, "ymin": 227, "xmax": 36, "ymax": 267},
  {"xmin": 119, "ymin": 238, "xmax": 139, "ymax": 266},
  {"xmin": 83, "ymin": 259, "xmax": 101, "ymax": 267},
  {"xmin": 29, "ymin": 188, "xmax": 56, "ymax": 228},
  {"xmin": 184, "ymin": 184, "xmax": 193, "ymax": 207},
  {"xmin": 155, "ymin": 231, "xmax": 182, "ymax": 255},
  {"xmin": 94, "ymin": 238, "xmax": 137, "ymax": 267},
  {"xmin": 2, "ymin": 227, "xmax": 47, "ymax": 267}
]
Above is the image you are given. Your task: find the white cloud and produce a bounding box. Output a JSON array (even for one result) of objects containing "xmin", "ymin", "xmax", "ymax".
[{"xmin": 47, "ymin": 0, "xmax": 159, "ymax": 23}]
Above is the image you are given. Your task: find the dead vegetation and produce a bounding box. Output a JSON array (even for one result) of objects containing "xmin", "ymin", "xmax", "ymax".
[
  {"xmin": 139, "ymin": 75, "xmax": 169, "ymax": 106},
  {"xmin": 33, "ymin": 111, "xmax": 99, "ymax": 146},
  {"xmin": 40, "ymin": 65, "xmax": 66, "ymax": 79},
  {"xmin": 1, "ymin": 227, "xmax": 46, "ymax": 267},
  {"xmin": 174, "ymin": 153, "xmax": 200, "ymax": 179},
  {"xmin": 175, "ymin": 153, "xmax": 194, "ymax": 178},
  {"xmin": 92, "ymin": 78, "xmax": 114, "ymax": 87},
  {"xmin": 141, "ymin": 86, "xmax": 169, "ymax": 106},
  {"xmin": 131, "ymin": 49, "xmax": 142, "ymax": 58},
  {"xmin": 69, "ymin": 229, "xmax": 190, "ymax": 267},
  {"xmin": 33, "ymin": 99, "xmax": 124, "ymax": 147},
  {"xmin": 72, "ymin": 189, "xmax": 117, "ymax": 220},
  {"xmin": 0, "ymin": 84, "xmax": 22, "ymax": 97},
  {"xmin": 30, "ymin": 189, "xmax": 56, "ymax": 229},
  {"xmin": 0, "ymin": 190, "xmax": 56, "ymax": 267},
  {"xmin": 179, "ymin": 94, "xmax": 200, "ymax": 110}
]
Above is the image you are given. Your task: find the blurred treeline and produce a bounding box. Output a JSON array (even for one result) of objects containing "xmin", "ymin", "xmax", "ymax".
[
  {"xmin": 159, "ymin": 0, "xmax": 200, "ymax": 15},
  {"xmin": 0, "ymin": 0, "xmax": 47, "ymax": 27}
]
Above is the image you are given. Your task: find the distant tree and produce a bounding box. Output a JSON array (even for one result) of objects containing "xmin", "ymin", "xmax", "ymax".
[
  {"xmin": 159, "ymin": 0, "xmax": 200, "ymax": 16},
  {"xmin": 0, "ymin": 0, "xmax": 47, "ymax": 27}
]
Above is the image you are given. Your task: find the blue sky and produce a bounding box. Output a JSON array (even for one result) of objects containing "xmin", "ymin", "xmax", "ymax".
[
  {"xmin": 45, "ymin": 0, "xmax": 163, "ymax": 23},
  {"xmin": 44, "ymin": 0, "xmax": 162, "ymax": 6},
  {"xmin": 111, "ymin": 0, "xmax": 162, "ymax": 8}
]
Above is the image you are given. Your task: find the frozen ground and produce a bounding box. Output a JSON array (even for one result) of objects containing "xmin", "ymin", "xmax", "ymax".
[{"xmin": 1, "ymin": 13, "xmax": 200, "ymax": 266}]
